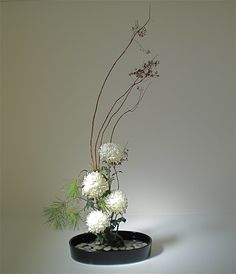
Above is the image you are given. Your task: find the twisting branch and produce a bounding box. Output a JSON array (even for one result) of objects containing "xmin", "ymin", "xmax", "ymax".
[
  {"xmin": 99, "ymin": 55, "xmax": 159, "ymax": 150},
  {"xmin": 94, "ymin": 81, "xmax": 137, "ymax": 167},
  {"xmin": 97, "ymin": 54, "xmax": 159, "ymax": 159},
  {"xmin": 110, "ymin": 83, "xmax": 150, "ymax": 142},
  {"xmin": 95, "ymin": 78, "xmax": 145, "ymax": 164},
  {"xmin": 90, "ymin": 9, "xmax": 151, "ymax": 170},
  {"xmin": 98, "ymin": 77, "xmax": 147, "ymax": 150}
]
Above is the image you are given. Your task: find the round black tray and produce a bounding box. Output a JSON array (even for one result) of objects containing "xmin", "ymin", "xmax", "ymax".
[{"xmin": 69, "ymin": 230, "xmax": 152, "ymax": 265}]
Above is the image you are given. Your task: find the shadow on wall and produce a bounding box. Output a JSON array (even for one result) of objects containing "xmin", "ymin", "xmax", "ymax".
[{"xmin": 151, "ymin": 234, "xmax": 180, "ymax": 258}]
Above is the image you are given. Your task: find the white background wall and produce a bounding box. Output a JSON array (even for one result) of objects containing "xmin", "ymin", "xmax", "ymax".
[{"xmin": 1, "ymin": 1, "xmax": 235, "ymax": 273}]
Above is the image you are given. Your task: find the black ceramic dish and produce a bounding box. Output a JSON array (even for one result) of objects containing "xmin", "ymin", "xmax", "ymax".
[{"xmin": 69, "ymin": 230, "xmax": 152, "ymax": 265}]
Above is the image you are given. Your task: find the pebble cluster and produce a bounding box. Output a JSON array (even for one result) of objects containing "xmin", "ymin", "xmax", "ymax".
[{"xmin": 76, "ymin": 239, "xmax": 148, "ymax": 252}]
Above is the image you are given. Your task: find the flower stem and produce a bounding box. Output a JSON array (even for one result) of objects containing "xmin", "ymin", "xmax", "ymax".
[{"xmin": 113, "ymin": 165, "xmax": 120, "ymax": 190}]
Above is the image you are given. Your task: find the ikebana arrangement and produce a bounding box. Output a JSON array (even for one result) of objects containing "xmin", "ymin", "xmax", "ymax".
[{"xmin": 44, "ymin": 7, "xmax": 159, "ymax": 265}]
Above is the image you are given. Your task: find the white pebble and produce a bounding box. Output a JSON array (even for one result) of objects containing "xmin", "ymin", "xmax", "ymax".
[
  {"xmin": 104, "ymin": 246, "xmax": 111, "ymax": 251},
  {"xmin": 125, "ymin": 246, "xmax": 134, "ymax": 250},
  {"xmin": 94, "ymin": 245, "xmax": 104, "ymax": 250},
  {"xmin": 76, "ymin": 243, "xmax": 87, "ymax": 249}
]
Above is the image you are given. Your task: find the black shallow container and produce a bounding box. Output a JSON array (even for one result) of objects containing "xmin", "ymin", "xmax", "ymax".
[{"xmin": 69, "ymin": 230, "xmax": 152, "ymax": 265}]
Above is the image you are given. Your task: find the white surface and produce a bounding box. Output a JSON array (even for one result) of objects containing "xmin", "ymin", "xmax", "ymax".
[
  {"xmin": 1, "ymin": 1, "xmax": 236, "ymax": 273},
  {"xmin": 1, "ymin": 213, "xmax": 235, "ymax": 274}
]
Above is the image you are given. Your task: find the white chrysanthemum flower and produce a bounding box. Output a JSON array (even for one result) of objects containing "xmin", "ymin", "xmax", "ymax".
[
  {"xmin": 99, "ymin": 143, "xmax": 125, "ymax": 164},
  {"xmin": 105, "ymin": 190, "xmax": 128, "ymax": 214},
  {"xmin": 82, "ymin": 171, "xmax": 107, "ymax": 198},
  {"xmin": 86, "ymin": 210, "xmax": 109, "ymax": 234}
]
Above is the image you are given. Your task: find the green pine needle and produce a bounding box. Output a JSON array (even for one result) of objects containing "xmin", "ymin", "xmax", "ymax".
[
  {"xmin": 66, "ymin": 179, "xmax": 80, "ymax": 200},
  {"xmin": 44, "ymin": 199, "xmax": 81, "ymax": 230},
  {"xmin": 43, "ymin": 199, "xmax": 67, "ymax": 230}
]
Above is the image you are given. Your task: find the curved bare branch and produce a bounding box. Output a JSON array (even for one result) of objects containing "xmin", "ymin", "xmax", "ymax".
[
  {"xmin": 90, "ymin": 12, "xmax": 151, "ymax": 170},
  {"xmin": 110, "ymin": 83, "xmax": 151, "ymax": 142}
]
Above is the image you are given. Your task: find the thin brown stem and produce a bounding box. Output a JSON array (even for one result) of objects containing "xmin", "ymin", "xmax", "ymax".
[
  {"xmin": 97, "ymin": 56, "xmax": 157, "ymax": 153},
  {"xmin": 110, "ymin": 83, "xmax": 150, "ymax": 142},
  {"xmin": 94, "ymin": 81, "xmax": 136, "ymax": 159},
  {"xmin": 99, "ymin": 78, "xmax": 145, "ymax": 148},
  {"xmin": 95, "ymin": 84, "xmax": 133, "ymax": 168},
  {"xmin": 90, "ymin": 12, "xmax": 151, "ymax": 170}
]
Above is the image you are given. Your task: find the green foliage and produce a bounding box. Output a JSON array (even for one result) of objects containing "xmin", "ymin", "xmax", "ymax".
[
  {"xmin": 66, "ymin": 179, "xmax": 80, "ymax": 200},
  {"xmin": 101, "ymin": 163, "xmax": 114, "ymax": 182},
  {"xmin": 84, "ymin": 198, "xmax": 96, "ymax": 211},
  {"xmin": 110, "ymin": 217, "xmax": 126, "ymax": 230},
  {"xmin": 97, "ymin": 197, "xmax": 108, "ymax": 211},
  {"xmin": 95, "ymin": 228, "xmax": 125, "ymax": 247},
  {"xmin": 95, "ymin": 233, "xmax": 106, "ymax": 245},
  {"xmin": 101, "ymin": 162, "xmax": 114, "ymax": 191},
  {"xmin": 43, "ymin": 199, "xmax": 68, "ymax": 230},
  {"xmin": 66, "ymin": 207, "xmax": 81, "ymax": 229},
  {"xmin": 44, "ymin": 177, "xmax": 84, "ymax": 230},
  {"xmin": 44, "ymin": 199, "xmax": 81, "ymax": 230}
]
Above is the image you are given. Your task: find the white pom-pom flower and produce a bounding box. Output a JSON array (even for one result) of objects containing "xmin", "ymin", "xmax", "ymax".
[
  {"xmin": 99, "ymin": 143, "xmax": 125, "ymax": 164},
  {"xmin": 105, "ymin": 190, "xmax": 128, "ymax": 214},
  {"xmin": 82, "ymin": 171, "xmax": 107, "ymax": 198},
  {"xmin": 86, "ymin": 210, "xmax": 109, "ymax": 234}
]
